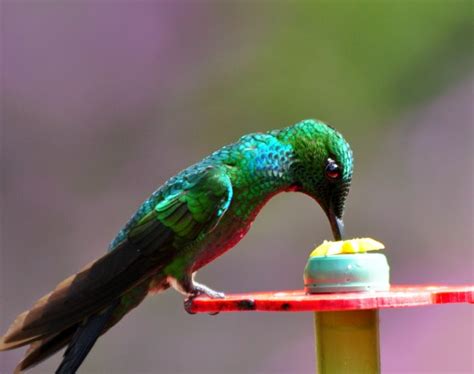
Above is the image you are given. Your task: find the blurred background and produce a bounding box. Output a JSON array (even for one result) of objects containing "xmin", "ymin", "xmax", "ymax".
[{"xmin": 1, "ymin": 1, "xmax": 473, "ymax": 373}]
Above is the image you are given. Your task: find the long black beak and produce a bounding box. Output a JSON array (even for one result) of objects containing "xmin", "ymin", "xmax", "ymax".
[{"xmin": 327, "ymin": 204, "xmax": 344, "ymax": 241}]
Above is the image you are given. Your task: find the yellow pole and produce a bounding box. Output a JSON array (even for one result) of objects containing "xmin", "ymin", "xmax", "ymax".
[{"xmin": 315, "ymin": 309, "xmax": 380, "ymax": 374}]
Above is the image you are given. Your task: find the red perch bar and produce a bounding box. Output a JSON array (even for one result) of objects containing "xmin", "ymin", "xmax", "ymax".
[{"xmin": 189, "ymin": 285, "xmax": 474, "ymax": 314}]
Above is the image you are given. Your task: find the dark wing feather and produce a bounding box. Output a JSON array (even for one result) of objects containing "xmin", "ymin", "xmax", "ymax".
[
  {"xmin": 0, "ymin": 229, "xmax": 173, "ymax": 347},
  {"xmin": 1, "ymin": 165, "xmax": 233, "ymax": 353}
]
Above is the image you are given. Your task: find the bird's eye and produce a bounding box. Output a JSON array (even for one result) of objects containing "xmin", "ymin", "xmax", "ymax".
[{"xmin": 325, "ymin": 159, "xmax": 341, "ymax": 180}]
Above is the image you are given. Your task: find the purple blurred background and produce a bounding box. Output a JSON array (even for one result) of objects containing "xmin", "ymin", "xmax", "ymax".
[{"xmin": 1, "ymin": 2, "xmax": 473, "ymax": 373}]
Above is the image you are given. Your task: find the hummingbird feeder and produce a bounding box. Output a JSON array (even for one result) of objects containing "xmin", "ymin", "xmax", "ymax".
[{"xmin": 189, "ymin": 238, "xmax": 474, "ymax": 374}]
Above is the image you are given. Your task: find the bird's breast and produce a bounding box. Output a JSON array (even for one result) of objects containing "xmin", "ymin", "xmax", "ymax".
[
  {"xmin": 191, "ymin": 212, "xmax": 253, "ymax": 272},
  {"xmin": 191, "ymin": 188, "xmax": 280, "ymax": 272}
]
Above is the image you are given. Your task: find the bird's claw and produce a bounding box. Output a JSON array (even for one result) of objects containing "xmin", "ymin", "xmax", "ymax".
[
  {"xmin": 205, "ymin": 290, "xmax": 225, "ymax": 316},
  {"xmin": 184, "ymin": 288, "xmax": 225, "ymax": 315},
  {"xmin": 184, "ymin": 296, "xmax": 197, "ymax": 314},
  {"xmin": 203, "ymin": 289, "xmax": 225, "ymax": 299}
]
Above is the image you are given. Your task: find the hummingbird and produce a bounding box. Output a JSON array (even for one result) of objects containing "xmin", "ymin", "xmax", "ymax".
[{"xmin": 1, "ymin": 119, "xmax": 353, "ymax": 373}]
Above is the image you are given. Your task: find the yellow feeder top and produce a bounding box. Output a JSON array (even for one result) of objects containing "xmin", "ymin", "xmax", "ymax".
[{"xmin": 310, "ymin": 238, "xmax": 385, "ymax": 257}]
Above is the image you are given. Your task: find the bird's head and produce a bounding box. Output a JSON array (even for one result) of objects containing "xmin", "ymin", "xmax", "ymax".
[{"xmin": 279, "ymin": 120, "xmax": 353, "ymax": 240}]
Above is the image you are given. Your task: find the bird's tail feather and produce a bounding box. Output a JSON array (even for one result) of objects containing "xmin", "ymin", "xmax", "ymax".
[
  {"xmin": 10, "ymin": 279, "xmax": 154, "ymax": 373},
  {"xmin": 14, "ymin": 325, "xmax": 77, "ymax": 373},
  {"xmin": 0, "ymin": 237, "xmax": 167, "ymax": 352},
  {"xmin": 1, "ymin": 235, "xmax": 172, "ymax": 372},
  {"xmin": 55, "ymin": 301, "xmax": 119, "ymax": 374}
]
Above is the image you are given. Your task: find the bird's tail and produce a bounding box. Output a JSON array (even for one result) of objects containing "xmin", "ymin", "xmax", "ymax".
[
  {"xmin": 14, "ymin": 324, "xmax": 78, "ymax": 373},
  {"xmin": 55, "ymin": 301, "xmax": 119, "ymax": 374},
  {"xmin": 8, "ymin": 281, "xmax": 151, "ymax": 373},
  {"xmin": 0, "ymin": 237, "xmax": 171, "ymax": 372}
]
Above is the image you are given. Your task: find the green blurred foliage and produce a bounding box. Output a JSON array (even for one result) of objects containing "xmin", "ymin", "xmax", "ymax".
[{"xmin": 191, "ymin": 1, "xmax": 472, "ymax": 137}]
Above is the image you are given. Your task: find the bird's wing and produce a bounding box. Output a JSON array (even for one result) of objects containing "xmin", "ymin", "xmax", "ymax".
[
  {"xmin": 146, "ymin": 165, "xmax": 233, "ymax": 242},
  {"xmin": 0, "ymin": 165, "xmax": 233, "ymax": 349}
]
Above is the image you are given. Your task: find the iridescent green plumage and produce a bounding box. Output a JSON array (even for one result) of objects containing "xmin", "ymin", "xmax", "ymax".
[{"xmin": 1, "ymin": 119, "xmax": 353, "ymax": 373}]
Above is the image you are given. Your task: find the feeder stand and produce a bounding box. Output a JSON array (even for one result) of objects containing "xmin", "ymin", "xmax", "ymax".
[{"xmin": 189, "ymin": 252, "xmax": 473, "ymax": 373}]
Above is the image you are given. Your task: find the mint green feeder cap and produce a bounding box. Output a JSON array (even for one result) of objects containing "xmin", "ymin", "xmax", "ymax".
[{"xmin": 304, "ymin": 254, "xmax": 390, "ymax": 293}]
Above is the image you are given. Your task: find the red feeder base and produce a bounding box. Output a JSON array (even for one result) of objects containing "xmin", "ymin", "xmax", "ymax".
[{"xmin": 189, "ymin": 285, "xmax": 474, "ymax": 314}]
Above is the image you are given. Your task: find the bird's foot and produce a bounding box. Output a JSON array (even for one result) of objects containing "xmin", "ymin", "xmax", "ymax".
[{"xmin": 184, "ymin": 283, "xmax": 225, "ymax": 315}]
